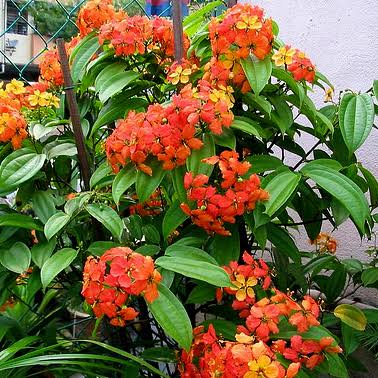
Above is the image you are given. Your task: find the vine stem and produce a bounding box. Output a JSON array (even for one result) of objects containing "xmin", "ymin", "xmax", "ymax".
[{"xmin": 56, "ymin": 38, "xmax": 91, "ymax": 191}]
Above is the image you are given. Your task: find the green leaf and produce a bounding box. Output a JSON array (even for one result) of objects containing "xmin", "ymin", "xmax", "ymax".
[
  {"xmin": 88, "ymin": 241, "xmax": 120, "ymax": 256},
  {"xmin": 210, "ymin": 223, "xmax": 240, "ymax": 265},
  {"xmin": 272, "ymin": 67, "xmax": 305, "ymax": 106},
  {"xmin": 95, "ymin": 63, "xmax": 139, "ymax": 103},
  {"xmin": 32, "ymin": 191, "xmax": 57, "ymax": 224},
  {"xmin": 70, "ymin": 33, "xmax": 100, "ymax": 83},
  {"xmin": 43, "ymin": 141, "xmax": 77, "ymax": 160},
  {"xmin": 231, "ymin": 117, "xmax": 263, "ymax": 138},
  {"xmin": 112, "ymin": 165, "xmax": 137, "ymax": 204},
  {"xmin": 91, "ymin": 97, "xmax": 148, "ymax": 137},
  {"xmin": 0, "ymin": 242, "xmax": 31, "ymax": 273},
  {"xmin": 269, "ymin": 95, "xmax": 293, "ymax": 133},
  {"xmin": 41, "ymin": 248, "xmax": 78, "ymax": 289},
  {"xmin": 341, "ymin": 323, "xmax": 360, "ymax": 356},
  {"xmin": 0, "ymin": 213, "xmax": 43, "ymax": 231},
  {"xmin": 0, "ymin": 336, "xmax": 39, "ymax": 362},
  {"xmin": 136, "ymin": 160, "xmax": 166, "ymax": 203},
  {"xmin": 361, "ymin": 267, "xmax": 378, "ymax": 285},
  {"xmin": 325, "ymin": 352, "xmax": 348, "ymax": 378},
  {"xmin": 331, "ymin": 198, "xmax": 350, "ymax": 227},
  {"xmin": 31, "ymin": 239, "xmax": 57, "ymax": 268},
  {"xmin": 147, "ymin": 284, "xmax": 192, "ymax": 350},
  {"xmin": 241, "ymin": 55, "xmax": 272, "ymax": 96},
  {"xmin": 334, "ymin": 304, "xmax": 367, "ymax": 331},
  {"xmin": 86, "ymin": 204, "xmax": 124, "ymax": 241},
  {"xmin": 266, "ymin": 223, "xmax": 300, "ymax": 264},
  {"xmin": 155, "ymin": 256, "xmax": 231, "ymax": 287},
  {"xmin": 303, "ymin": 158, "xmax": 342, "ymax": 172},
  {"xmin": 162, "ymin": 200, "xmax": 188, "ymax": 239},
  {"xmin": 186, "ymin": 133, "xmax": 215, "ymax": 176},
  {"xmin": 244, "ymin": 93, "xmax": 272, "ymax": 114},
  {"xmin": 201, "ymin": 319, "xmax": 237, "ymax": 341},
  {"xmin": 171, "ymin": 166, "xmax": 188, "ymax": 203},
  {"xmin": 44, "ymin": 211, "xmax": 71, "ymax": 240},
  {"xmin": 301, "ymin": 164, "xmax": 370, "ymax": 233},
  {"xmin": 316, "ymin": 110, "xmax": 334, "ymax": 135},
  {"xmin": 373, "ymin": 80, "xmax": 378, "ymax": 102},
  {"xmin": 135, "ymin": 245, "xmax": 160, "ymax": 256},
  {"xmin": 165, "ymin": 244, "xmax": 218, "ymax": 265},
  {"xmin": 339, "ymin": 93, "xmax": 374, "ymax": 154},
  {"xmin": 186, "ymin": 283, "xmax": 216, "ymax": 304},
  {"xmin": 358, "ymin": 163, "xmax": 378, "ymax": 208},
  {"xmin": 142, "ymin": 224, "xmax": 160, "ymax": 244},
  {"xmin": 263, "ymin": 171, "xmax": 300, "ymax": 216},
  {"xmin": 90, "ymin": 162, "xmax": 113, "ymax": 189},
  {"xmin": 213, "ymin": 127, "xmax": 236, "ymax": 149},
  {"xmin": 245, "ymin": 155, "xmax": 283, "ymax": 174},
  {"xmin": 0, "ymin": 149, "xmax": 46, "ymax": 195},
  {"xmin": 141, "ymin": 347, "xmax": 176, "ymax": 363}
]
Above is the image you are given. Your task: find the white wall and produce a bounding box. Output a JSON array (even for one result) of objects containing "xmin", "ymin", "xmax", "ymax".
[{"xmin": 243, "ymin": 0, "xmax": 378, "ymax": 304}]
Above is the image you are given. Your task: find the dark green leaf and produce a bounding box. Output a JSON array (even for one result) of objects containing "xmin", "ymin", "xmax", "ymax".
[
  {"xmin": 245, "ymin": 155, "xmax": 283, "ymax": 174},
  {"xmin": 136, "ymin": 160, "xmax": 166, "ymax": 203},
  {"xmin": 135, "ymin": 245, "xmax": 160, "ymax": 256},
  {"xmin": 0, "ymin": 242, "xmax": 31, "ymax": 273},
  {"xmin": 209, "ymin": 223, "xmax": 240, "ymax": 265},
  {"xmin": 31, "ymin": 239, "xmax": 57, "ymax": 268},
  {"xmin": 165, "ymin": 244, "xmax": 218, "ymax": 265},
  {"xmin": 186, "ymin": 134, "xmax": 215, "ymax": 176},
  {"xmin": 0, "ymin": 213, "xmax": 43, "ymax": 231},
  {"xmin": 32, "ymin": 191, "xmax": 57, "ymax": 224},
  {"xmin": 162, "ymin": 200, "xmax": 188, "ymax": 239},
  {"xmin": 112, "ymin": 165, "xmax": 137, "ymax": 204},
  {"xmin": 44, "ymin": 211, "xmax": 71, "ymax": 240}
]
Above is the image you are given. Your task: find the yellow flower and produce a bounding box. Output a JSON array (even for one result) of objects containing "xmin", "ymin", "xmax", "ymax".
[
  {"xmin": 324, "ymin": 87, "xmax": 334, "ymax": 102},
  {"xmin": 244, "ymin": 355, "xmax": 279, "ymax": 378},
  {"xmin": 272, "ymin": 46, "xmax": 296, "ymax": 67},
  {"xmin": 6, "ymin": 79, "xmax": 26, "ymax": 95},
  {"xmin": 232, "ymin": 274, "xmax": 257, "ymax": 302},
  {"xmin": 44, "ymin": 92, "xmax": 60, "ymax": 108},
  {"xmin": 235, "ymin": 332, "xmax": 255, "ymax": 344},
  {"xmin": 236, "ymin": 15, "xmax": 262, "ymax": 31},
  {"xmin": 0, "ymin": 113, "xmax": 11, "ymax": 134},
  {"xmin": 168, "ymin": 65, "xmax": 193, "ymax": 85},
  {"xmin": 209, "ymin": 86, "xmax": 234, "ymax": 108},
  {"xmin": 28, "ymin": 90, "xmax": 49, "ymax": 107}
]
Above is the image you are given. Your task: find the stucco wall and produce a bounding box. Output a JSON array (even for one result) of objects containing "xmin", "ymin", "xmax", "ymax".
[{"xmin": 243, "ymin": 1, "xmax": 378, "ymax": 304}]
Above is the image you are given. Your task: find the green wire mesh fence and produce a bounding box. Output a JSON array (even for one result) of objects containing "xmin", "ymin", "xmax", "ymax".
[{"xmin": 0, "ymin": 0, "xmax": 227, "ymax": 82}]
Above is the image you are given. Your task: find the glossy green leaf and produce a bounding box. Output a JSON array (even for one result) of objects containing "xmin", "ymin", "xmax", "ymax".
[
  {"xmin": 263, "ymin": 171, "xmax": 300, "ymax": 216},
  {"xmin": 32, "ymin": 191, "xmax": 57, "ymax": 224},
  {"xmin": 303, "ymin": 158, "xmax": 342, "ymax": 172},
  {"xmin": 269, "ymin": 95, "xmax": 293, "ymax": 133},
  {"xmin": 43, "ymin": 141, "xmax": 77, "ymax": 160},
  {"xmin": 86, "ymin": 204, "xmax": 124, "ymax": 241},
  {"xmin": 142, "ymin": 224, "xmax": 160, "ymax": 244},
  {"xmin": 165, "ymin": 244, "xmax": 218, "ymax": 265},
  {"xmin": 0, "ymin": 213, "xmax": 43, "ymax": 231},
  {"xmin": 112, "ymin": 165, "xmax": 137, "ymax": 204},
  {"xmin": 301, "ymin": 164, "xmax": 370, "ymax": 233},
  {"xmin": 91, "ymin": 97, "xmax": 148, "ymax": 137},
  {"xmin": 70, "ymin": 33, "xmax": 100, "ymax": 82},
  {"xmin": 245, "ymin": 155, "xmax": 283, "ymax": 174},
  {"xmin": 241, "ymin": 55, "xmax": 272, "ymax": 95},
  {"xmin": 201, "ymin": 319, "xmax": 237, "ymax": 341},
  {"xmin": 325, "ymin": 352, "xmax": 348, "ymax": 378},
  {"xmin": 162, "ymin": 200, "xmax": 188, "ymax": 239},
  {"xmin": 31, "ymin": 239, "xmax": 57, "ymax": 268},
  {"xmin": 361, "ymin": 267, "xmax": 378, "ymax": 285},
  {"xmin": 331, "ymin": 198, "xmax": 350, "ymax": 227},
  {"xmin": 171, "ymin": 166, "xmax": 188, "ymax": 203},
  {"xmin": 341, "ymin": 323, "xmax": 360, "ymax": 356},
  {"xmin": 0, "ymin": 242, "xmax": 31, "ymax": 273},
  {"xmin": 155, "ymin": 256, "xmax": 231, "ymax": 287},
  {"xmin": 244, "ymin": 93, "xmax": 272, "ymax": 114},
  {"xmin": 186, "ymin": 283, "xmax": 216, "ymax": 304},
  {"xmin": 316, "ymin": 110, "xmax": 334, "ymax": 135},
  {"xmin": 90, "ymin": 162, "xmax": 113, "ymax": 189},
  {"xmin": 334, "ymin": 304, "xmax": 367, "ymax": 331},
  {"xmin": 136, "ymin": 160, "xmax": 166, "ymax": 203},
  {"xmin": 272, "ymin": 67, "xmax": 304, "ymax": 106},
  {"xmin": 210, "ymin": 223, "xmax": 240, "ymax": 265},
  {"xmin": 95, "ymin": 63, "xmax": 139, "ymax": 103},
  {"xmin": 339, "ymin": 93, "xmax": 374, "ymax": 154},
  {"xmin": 186, "ymin": 133, "xmax": 215, "ymax": 177},
  {"xmin": 44, "ymin": 211, "xmax": 71, "ymax": 240},
  {"xmin": 135, "ymin": 245, "xmax": 160, "ymax": 256},
  {"xmin": 41, "ymin": 248, "xmax": 78, "ymax": 289},
  {"xmin": 0, "ymin": 149, "xmax": 46, "ymax": 195},
  {"xmin": 213, "ymin": 127, "xmax": 236, "ymax": 149},
  {"xmin": 147, "ymin": 284, "xmax": 192, "ymax": 350},
  {"xmin": 231, "ymin": 117, "xmax": 263, "ymax": 138},
  {"xmin": 87, "ymin": 241, "xmax": 120, "ymax": 256}
]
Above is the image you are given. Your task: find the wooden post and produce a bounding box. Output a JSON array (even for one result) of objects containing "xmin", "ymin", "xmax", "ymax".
[
  {"xmin": 172, "ymin": 0, "xmax": 184, "ymax": 62},
  {"xmin": 56, "ymin": 38, "xmax": 91, "ymax": 191}
]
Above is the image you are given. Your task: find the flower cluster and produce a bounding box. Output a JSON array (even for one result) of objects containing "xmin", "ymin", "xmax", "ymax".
[
  {"xmin": 167, "ymin": 59, "xmax": 199, "ymax": 85},
  {"xmin": 181, "ymin": 151, "xmax": 269, "ymax": 236},
  {"xmin": 106, "ymin": 80, "xmax": 234, "ymax": 174},
  {"xmin": 129, "ymin": 190, "xmax": 163, "ymax": 217},
  {"xmin": 39, "ymin": 50, "xmax": 64, "ymax": 87},
  {"xmin": 99, "ymin": 13, "xmax": 189, "ymax": 60},
  {"xmin": 179, "ymin": 252, "xmax": 342, "ymax": 377},
  {"xmin": 77, "ymin": 0, "xmax": 122, "ymax": 37},
  {"xmin": 82, "ymin": 247, "xmax": 161, "ymax": 326},
  {"xmin": 310, "ymin": 232, "xmax": 337, "ymax": 254},
  {"xmin": 202, "ymin": 4, "xmax": 274, "ymax": 94},
  {"xmin": 272, "ymin": 46, "xmax": 316, "ymax": 83}
]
